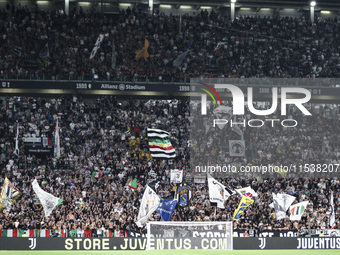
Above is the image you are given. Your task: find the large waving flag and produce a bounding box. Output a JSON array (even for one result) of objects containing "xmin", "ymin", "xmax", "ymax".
[
  {"xmin": 136, "ymin": 39, "xmax": 149, "ymax": 60},
  {"xmin": 236, "ymin": 186, "xmax": 258, "ymax": 199},
  {"xmin": 270, "ymin": 193, "xmax": 296, "ymax": 220},
  {"xmin": 289, "ymin": 201, "xmax": 309, "ymax": 221},
  {"xmin": 147, "ymin": 128, "xmax": 176, "ymax": 159},
  {"xmin": 136, "ymin": 185, "xmax": 160, "ymax": 228},
  {"xmin": 208, "ymin": 173, "xmax": 234, "ymax": 209},
  {"xmin": 32, "ymin": 179, "xmax": 63, "ymax": 217},
  {"xmin": 54, "ymin": 120, "xmax": 60, "ymax": 158},
  {"xmin": 90, "ymin": 34, "xmax": 105, "ymax": 59},
  {"xmin": 330, "ymin": 191, "xmax": 336, "ymax": 228},
  {"xmin": 233, "ymin": 195, "xmax": 254, "ymax": 220},
  {"xmin": 157, "ymin": 199, "xmax": 177, "ymax": 221},
  {"xmin": 0, "ymin": 178, "xmax": 21, "ymax": 213}
]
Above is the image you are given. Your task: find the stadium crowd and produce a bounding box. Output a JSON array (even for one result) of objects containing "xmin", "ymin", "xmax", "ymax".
[
  {"xmin": 0, "ymin": 95, "xmax": 339, "ymax": 237},
  {"xmin": 0, "ymin": 4, "xmax": 340, "ymax": 81}
]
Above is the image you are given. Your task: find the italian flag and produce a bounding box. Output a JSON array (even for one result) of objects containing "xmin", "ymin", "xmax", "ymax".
[
  {"xmin": 29, "ymin": 229, "xmax": 40, "ymax": 237},
  {"xmin": 40, "ymin": 229, "xmax": 51, "ymax": 237},
  {"xmin": 54, "ymin": 229, "xmax": 67, "ymax": 237},
  {"xmin": 122, "ymin": 158, "xmax": 130, "ymax": 165},
  {"xmin": 104, "ymin": 229, "xmax": 113, "ymax": 237},
  {"xmin": 92, "ymin": 172, "xmax": 102, "ymax": 178},
  {"xmin": 129, "ymin": 178, "xmax": 137, "ymax": 191},
  {"xmin": 1, "ymin": 229, "xmax": 18, "ymax": 237}
]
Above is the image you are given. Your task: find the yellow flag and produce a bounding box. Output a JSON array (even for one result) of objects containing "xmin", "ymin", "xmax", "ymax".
[
  {"xmin": 272, "ymin": 164, "xmax": 287, "ymax": 178},
  {"xmin": 135, "ymin": 39, "xmax": 149, "ymax": 60},
  {"xmin": 135, "ymin": 49, "xmax": 144, "ymax": 60},
  {"xmin": 233, "ymin": 195, "xmax": 254, "ymax": 220},
  {"xmin": 144, "ymin": 39, "xmax": 149, "ymax": 59},
  {"xmin": 0, "ymin": 177, "xmax": 21, "ymax": 213}
]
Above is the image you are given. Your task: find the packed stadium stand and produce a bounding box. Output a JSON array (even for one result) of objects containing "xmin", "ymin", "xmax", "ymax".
[
  {"xmin": 0, "ymin": 3, "xmax": 340, "ymax": 81},
  {"xmin": 0, "ymin": 1, "xmax": 339, "ymax": 242},
  {"xmin": 0, "ymin": 95, "xmax": 338, "ymax": 237}
]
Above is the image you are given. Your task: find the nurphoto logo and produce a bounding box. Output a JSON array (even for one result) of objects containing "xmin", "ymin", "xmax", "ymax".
[{"xmin": 200, "ymin": 83, "xmax": 312, "ymax": 128}]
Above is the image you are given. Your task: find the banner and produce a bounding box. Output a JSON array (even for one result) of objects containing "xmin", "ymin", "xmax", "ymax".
[
  {"xmin": 157, "ymin": 199, "xmax": 177, "ymax": 221},
  {"xmin": 176, "ymin": 184, "xmax": 191, "ymax": 207},
  {"xmin": 270, "ymin": 193, "xmax": 296, "ymax": 220},
  {"xmin": 0, "ymin": 178, "xmax": 21, "ymax": 213},
  {"xmin": 289, "ymin": 201, "xmax": 309, "ymax": 221},
  {"xmin": 233, "ymin": 196, "xmax": 254, "ymax": 220},
  {"xmin": 170, "ymin": 169, "xmax": 183, "ymax": 183},
  {"xmin": 207, "ymin": 173, "xmax": 234, "ymax": 209},
  {"xmin": 136, "ymin": 186, "xmax": 160, "ymax": 227},
  {"xmin": 194, "ymin": 176, "xmax": 206, "ymax": 184},
  {"xmin": 0, "ymin": 237, "xmax": 339, "ymax": 250},
  {"xmin": 229, "ymin": 140, "xmax": 245, "ymax": 157}
]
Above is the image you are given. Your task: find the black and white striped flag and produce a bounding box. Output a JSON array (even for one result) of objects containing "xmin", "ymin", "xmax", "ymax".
[{"xmin": 147, "ymin": 128, "xmax": 176, "ymax": 159}]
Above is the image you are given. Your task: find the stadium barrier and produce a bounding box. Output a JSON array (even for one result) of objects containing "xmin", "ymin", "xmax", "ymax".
[{"xmin": 0, "ymin": 237, "xmax": 339, "ymax": 250}]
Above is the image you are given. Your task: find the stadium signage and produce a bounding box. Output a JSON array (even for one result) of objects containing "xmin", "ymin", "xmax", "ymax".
[
  {"xmin": 297, "ymin": 238, "xmax": 340, "ymax": 249},
  {"xmin": 65, "ymin": 238, "xmax": 111, "ymax": 250},
  {"xmin": 0, "ymin": 237, "xmax": 339, "ymax": 250},
  {"xmin": 100, "ymin": 84, "xmax": 146, "ymax": 90}
]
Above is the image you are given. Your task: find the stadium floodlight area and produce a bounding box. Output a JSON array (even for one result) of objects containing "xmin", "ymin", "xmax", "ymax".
[{"xmin": 146, "ymin": 221, "xmax": 233, "ymax": 250}]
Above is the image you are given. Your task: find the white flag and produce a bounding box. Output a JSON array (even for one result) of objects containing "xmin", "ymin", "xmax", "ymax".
[
  {"xmin": 54, "ymin": 120, "xmax": 60, "ymax": 158},
  {"xmin": 170, "ymin": 169, "xmax": 183, "ymax": 184},
  {"xmin": 270, "ymin": 193, "xmax": 296, "ymax": 220},
  {"xmin": 232, "ymin": 124, "xmax": 244, "ymax": 139},
  {"xmin": 173, "ymin": 51, "xmax": 188, "ymax": 68},
  {"xmin": 13, "ymin": 124, "xmax": 19, "ymax": 156},
  {"xmin": 90, "ymin": 34, "xmax": 105, "ymax": 59},
  {"xmin": 28, "ymin": 123, "xmax": 39, "ymax": 135},
  {"xmin": 330, "ymin": 191, "xmax": 336, "ymax": 228},
  {"xmin": 289, "ymin": 201, "xmax": 309, "ymax": 221},
  {"xmin": 236, "ymin": 186, "xmax": 258, "ymax": 199},
  {"xmin": 136, "ymin": 185, "xmax": 160, "ymax": 228},
  {"xmin": 207, "ymin": 173, "xmax": 234, "ymax": 209},
  {"xmin": 32, "ymin": 179, "xmax": 63, "ymax": 217}
]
